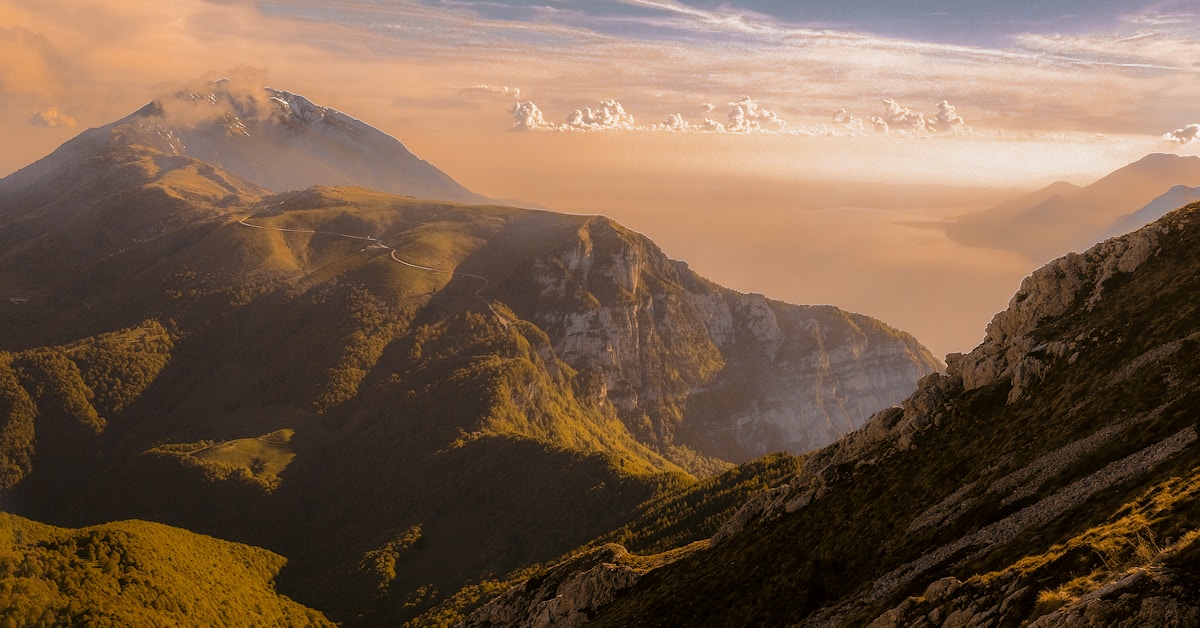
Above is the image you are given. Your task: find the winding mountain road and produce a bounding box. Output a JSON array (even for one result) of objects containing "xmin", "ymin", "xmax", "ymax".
[{"xmin": 237, "ymin": 216, "xmax": 506, "ymax": 323}]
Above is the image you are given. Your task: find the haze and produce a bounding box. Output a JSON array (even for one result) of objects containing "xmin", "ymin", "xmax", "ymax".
[{"xmin": 3, "ymin": 0, "xmax": 1199, "ymax": 358}]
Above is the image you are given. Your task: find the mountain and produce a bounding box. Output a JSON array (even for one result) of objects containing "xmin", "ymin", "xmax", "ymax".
[
  {"xmin": 0, "ymin": 512, "xmax": 332, "ymax": 625},
  {"xmin": 468, "ymin": 199, "xmax": 1200, "ymax": 626},
  {"xmin": 1106, "ymin": 184, "xmax": 1200, "ymax": 239},
  {"xmin": 0, "ymin": 93, "xmax": 938, "ymax": 624},
  {"xmin": 947, "ymin": 153, "xmax": 1200, "ymax": 262},
  {"xmin": 1, "ymin": 80, "xmax": 483, "ymax": 207}
]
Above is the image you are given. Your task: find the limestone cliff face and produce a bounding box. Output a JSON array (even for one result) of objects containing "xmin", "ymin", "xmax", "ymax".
[{"xmin": 501, "ymin": 216, "xmax": 941, "ymax": 465}]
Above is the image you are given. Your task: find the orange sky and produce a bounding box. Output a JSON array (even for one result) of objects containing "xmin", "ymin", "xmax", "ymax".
[{"xmin": 2, "ymin": 0, "xmax": 1199, "ymax": 357}]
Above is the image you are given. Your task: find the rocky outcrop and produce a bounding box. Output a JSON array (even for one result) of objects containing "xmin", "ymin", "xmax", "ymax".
[
  {"xmin": 945, "ymin": 217, "xmax": 1171, "ymax": 402},
  {"xmin": 506, "ymin": 216, "xmax": 941, "ymax": 465},
  {"xmin": 464, "ymin": 545, "xmax": 649, "ymax": 628}
]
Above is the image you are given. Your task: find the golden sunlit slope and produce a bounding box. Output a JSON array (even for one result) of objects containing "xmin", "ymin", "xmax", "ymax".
[{"xmin": 0, "ymin": 511, "xmax": 332, "ymax": 626}]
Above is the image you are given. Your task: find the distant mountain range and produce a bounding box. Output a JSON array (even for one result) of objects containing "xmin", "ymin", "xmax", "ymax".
[
  {"xmin": 0, "ymin": 87, "xmax": 939, "ymax": 624},
  {"xmin": 1106, "ymin": 184, "xmax": 1200, "ymax": 239},
  {"xmin": 947, "ymin": 153, "xmax": 1200, "ymax": 262}
]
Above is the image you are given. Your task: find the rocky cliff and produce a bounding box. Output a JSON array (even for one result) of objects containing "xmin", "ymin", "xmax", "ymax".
[
  {"xmin": 501, "ymin": 216, "xmax": 940, "ymax": 468},
  {"xmin": 467, "ymin": 200, "xmax": 1200, "ymax": 626}
]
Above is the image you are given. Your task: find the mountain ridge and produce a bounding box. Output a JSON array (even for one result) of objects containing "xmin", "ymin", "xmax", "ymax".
[
  {"xmin": 466, "ymin": 197, "xmax": 1200, "ymax": 625},
  {"xmin": 0, "ymin": 91, "xmax": 940, "ymax": 624}
]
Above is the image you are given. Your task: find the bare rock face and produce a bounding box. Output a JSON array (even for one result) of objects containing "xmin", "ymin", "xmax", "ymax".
[
  {"xmin": 946, "ymin": 218, "xmax": 1171, "ymax": 403},
  {"xmin": 504, "ymin": 216, "xmax": 941, "ymax": 465},
  {"xmin": 464, "ymin": 545, "xmax": 646, "ymax": 628}
]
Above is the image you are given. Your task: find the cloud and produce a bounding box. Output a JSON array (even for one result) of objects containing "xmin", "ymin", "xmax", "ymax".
[
  {"xmin": 511, "ymin": 98, "xmax": 637, "ymax": 131},
  {"xmin": 157, "ymin": 67, "xmax": 274, "ymax": 128},
  {"xmin": 512, "ymin": 100, "xmax": 553, "ymax": 130},
  {"xmin": 462, "ymin": 84, "xmax": 525, "ymax": 99},
  {"xmin": 724, "ymin": 96, "xmax": 785, "ymax": 133},
  {"xmin": 930, "ymin": 100, "xmax": 970, "ymax": 134},
  {"xmin": 510, "ymin": 96, "xmax": 793, "ymax": 134},
  {"xmin": 656, "ymin": 97, "xmax": 788, "ymax": 133},
  {"xmin": 0, "ymin": 27, "xmax": 67, "ymax": 104},
  {"xmin": 834, "ymin": 99, "xmax": 971, "ymax": 136},
  {"xmin": 1163, "ymin": 123, "xmax": 1200, "ymax": 144},
  {"xmin": 833, "ymin": 108, "xmax": 887, "ymax": 135},
  {"xmin": 881, "ymin": 98, "xmax": 929, "ymax": 134},
  {"xmin": 564, "ymin": 99, "xmax": 636, "ymax": 130},
  {"xmin": 657, "ymin": 112, "xmax": 690, "ymax": 131},
  {"xmin": 28, "ymin": 106, "xmax": 76, "ymax": 128}
]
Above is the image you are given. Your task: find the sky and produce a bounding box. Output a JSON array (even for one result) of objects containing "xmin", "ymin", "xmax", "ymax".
[{"xmin": 2, "ymin": 0, "xmax": 1200, "ymax": 358}]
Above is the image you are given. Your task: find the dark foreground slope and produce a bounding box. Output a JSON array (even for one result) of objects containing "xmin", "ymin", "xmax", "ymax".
[
  {"xmin": 471, "ymin": 201, "xmax": 1200, "ymax": 626},
  {"xmin": 0, "ymin": 108, "xmax": 937, "ymax": 624}
]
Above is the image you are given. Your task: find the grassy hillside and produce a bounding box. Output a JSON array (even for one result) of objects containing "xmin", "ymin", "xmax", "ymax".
[{"xmin": 0, "ymin": 511, "xmax": 331, "ymax": 626}]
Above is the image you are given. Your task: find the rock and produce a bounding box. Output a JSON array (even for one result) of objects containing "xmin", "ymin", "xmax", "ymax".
[
  {"xmin": 464, "ymin": 545, "xmax": 645, "ymax": 628},
  {"xmin": 924, "ymin": 576, "xmax": 962, "ymax": 602},
  {"xmin": 946, "ymin": 219, "xmax": 1168, "ymax": 401},
  {"xmin": 511, "ymin": 216, "xmax": 941, "ymax": 464}
]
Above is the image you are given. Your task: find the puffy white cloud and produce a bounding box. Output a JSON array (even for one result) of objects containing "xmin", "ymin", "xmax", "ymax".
[
  {"xmin": 510, "ymin": 96, "xmax": 791, "ymax": 134},
  {"xmin": 930, "ymin": 100, "xmax": 970, "ymax": 134},
  {"xmin": 1163, "ymin": 123, "xmax": 1200, "ymax": 144},
  {"xmin": 28, "ymin": 106, "xmax": 76, "ymax": 128},
  {"xmin": 834, "ymin": 98, "xmax": 971, "ymax": 136},
  {"xmin": 512, "ymin": 100, "xmax": 555, "ymax": 130},
  {"xmin": 881, "ymin": 98, "xmax": 928, "ymax": 134},
  {"xmin": 512, "ymin": 98, "xmax": 637, "ymax": 131},
  {"xmin": 657, "ymin": 112, "xmax": 690, "ymax": 131},
  {"xmin": 724, "ymin": 96, "xmax": 785, "ymax": 133},
  {"xmin": 832, "ymin": 107, "xmax": 886, "ymax": 135},
  {"xmin": 701, "ymin": 102, "xmax": 716, "ymax": 113},
  {"xmin": 564, "ymin": 99, "xmax": 636, "ymax": 130}
]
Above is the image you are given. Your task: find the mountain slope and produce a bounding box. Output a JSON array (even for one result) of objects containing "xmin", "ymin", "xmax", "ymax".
[
  {"xmin": 0, "ymin": 511, "xmax": 332, "ymax": 626},
  {"xmin": 947, "ymin": 153, "xmax": 1200, "ymax": 262},
  {"xmin": 0, "ymin": 81, "xmax": 482, "ymax": 208},
  {"xmin": 472, "ymin": 199, "xmax": 1200, "ymax": 626},
  {"xmin": 1106, "ymin": 184, "xmax": 1200, "ymax": 239},
  {"xmin": 0, "ymin": 106, "xmax": 938, "ymax": 624},
  {"xmin": 168, "ymin": 84, "xmax": 485, "ymax": 203}
]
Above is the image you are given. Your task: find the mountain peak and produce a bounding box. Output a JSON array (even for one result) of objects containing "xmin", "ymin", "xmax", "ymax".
[{"xmin": 6, "ymin": 82, "xmax": 484, "ymax": 206}]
